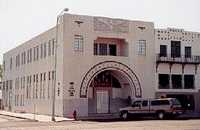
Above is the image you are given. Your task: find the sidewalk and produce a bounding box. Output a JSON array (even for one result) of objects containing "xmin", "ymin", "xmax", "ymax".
[{"xmin": 0, "ymin": 110, "xmax": 74, "ymax": 122}]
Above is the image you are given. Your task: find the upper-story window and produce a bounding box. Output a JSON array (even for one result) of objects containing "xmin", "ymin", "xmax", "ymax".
[
  {"xmin": 3, "ymin": 60, "xmax": 5, "ymax": 72},
  {"xmin": 36, "ymin": 46, "xmax": 39, "ymax": 60},
  {"xmin": 74, "ymin": 35, "xmax": 83, "ymax": 52},
  {"xmin": 160, "ymin": 45, "xmax": 167, "ymax": 57},
  {"xmin": 40, "ymin": 44, "xmax": 43, "ymax": 59},
  {"xmin": 33, "ymin": 47, "xmax": 36, "ymax": 61},
  {"xmin": 10, "ymin": 57, "xmax": 12, "ymax": 70},
  {"xmin": 99, "ymin": 44, "xmax": 107, "ymax": 55},
  {"xmin": 44, "ymin": 43, "xmax": 47, "ymax": 58},
  {"xmin": 138, "ymin": 40, "xmax": 146, "ymax": 56},
  {"xmin": 94, "ymin": 43, "xmax": 117, "ymax": 56},
  {"xmin": 185, "ymin": 46, "xmax": 191, "ymax": 58},
  {"xmin": 52, "ymin": 39, "xmax": 55, "ymax": 55},
  {"xmin": 16, "ymin": 54, "xmax": 20, "ymax": 67},
  {"xmin": 48, "ymin": 40, "xmax": 51, "ymax": 56},
  {"xmin": 171, "ymin": 41, "xmax": 181, "ymax": 58}
]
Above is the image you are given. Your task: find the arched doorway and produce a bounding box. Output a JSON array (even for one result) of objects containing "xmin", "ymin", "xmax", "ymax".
[
  {"xmin": 88, "ymin": 70, "xmax": 133, "ymax": 114},
  {"xmin": 80, "ymin": 61, "xmax": 142, "ymax": 115}
]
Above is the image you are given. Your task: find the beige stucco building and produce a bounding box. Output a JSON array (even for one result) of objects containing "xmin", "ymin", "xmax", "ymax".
[
  {"xmin": 155, "ymin": 28, "xmax": 200, "ymax": 112},
  {"xmin": 2, "ymin": 13, "xmax": 200, "ymax": 118}
]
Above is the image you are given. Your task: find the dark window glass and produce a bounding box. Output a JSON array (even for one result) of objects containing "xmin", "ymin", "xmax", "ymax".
[
  {"xmin": 184, "ymin": 75, "xmax": 194, "ymax": 89},
  {"xmin": 94, "ymin": 43, "xmax": 98, "ymax": 55},
  {"xmin": 159, "ymin": 74, "xmax": 169, "ymax": 89},
  {"xmin": 151, "ymin": 100, "xmax": 170, "ymax": 106},
  {"xmin": 109, "ymin": 44, "xmax": 117, "ymax": 56},
  {"xmin": 171, "ymin": 41, "xmax": 181, "ymax": 57},
  {"xmin": 132, "ymin": 101, "xmax": 141, "ymax": 107},
  {"xmin": 142, "ymin": 100, "xmax": 148, "ymax": 107},
  {"xmin": 160, "ymin": 45, "xmax": 167, "ymax": 57},
  {"xmin": 185, "ymin": 46, "xmax": 191, "ymax": 58},
  {"xmin": 172, "ymin": 75, "xmax": 182, "ymax": 89},
  {"xmin": 99, "ymin": 44, "xmax": 107, "ymax": 55}
]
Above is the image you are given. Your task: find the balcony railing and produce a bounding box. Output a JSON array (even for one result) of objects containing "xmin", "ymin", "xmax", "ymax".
[{"xmin": 156, "ymin": 54, "xmax": 200, "ymax": 64}]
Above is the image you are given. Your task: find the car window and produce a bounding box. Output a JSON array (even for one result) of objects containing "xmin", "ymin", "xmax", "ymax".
[
  {"xmin": 142, "ymin": 100, "xmax": 148, "ymax": 107},
  {"xmin": 151, "ymin": 100, "xmax": 170, "ymax": 106},
  {"xmin": 132, "ymin": 101, "xmax": 141, "ymax": 107},
  {"xmin": 172, "ymin": 99, "xmax": 181, "ymax": 105}
]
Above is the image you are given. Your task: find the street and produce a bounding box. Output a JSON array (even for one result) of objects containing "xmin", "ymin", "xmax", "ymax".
[{"xmin": 0, "ymin": 115, "xmax": 200, "ymax": 130}]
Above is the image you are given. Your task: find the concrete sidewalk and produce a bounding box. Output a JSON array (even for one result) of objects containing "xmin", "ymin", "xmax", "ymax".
[{"xmin": 0, "ymin": 111, "xmax": 74, "ymax": 122}]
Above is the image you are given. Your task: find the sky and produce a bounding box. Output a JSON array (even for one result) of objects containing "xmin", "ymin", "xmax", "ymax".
[{"xmin": 0, "ymin": 0, "xmax": 200, "ymax": 63}]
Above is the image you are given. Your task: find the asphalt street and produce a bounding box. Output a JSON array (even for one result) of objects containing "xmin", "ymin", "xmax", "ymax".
[{"xmin": 0, "ymin": 115, "xmax": 200, "ymax": 130}]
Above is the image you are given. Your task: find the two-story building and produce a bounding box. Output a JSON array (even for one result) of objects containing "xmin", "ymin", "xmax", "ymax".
[
  {"xmin": 155, "ymin": 28, "xmax": 200, "ymax": 111},
  {"xmin": 2, "ymin": 13, "xmax": 156, "ymax": 117},
  {"xmin": 2, "ymin": 13, "xmax": 200, "ymax": 118}
]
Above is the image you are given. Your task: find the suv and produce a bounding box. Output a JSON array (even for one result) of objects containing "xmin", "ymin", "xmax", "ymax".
[{"xmin": 119, "ymin": 98, "xmax": 183, "ymax": 120}]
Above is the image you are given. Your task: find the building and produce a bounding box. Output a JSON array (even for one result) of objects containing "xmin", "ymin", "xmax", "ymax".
[
  {"xmin": 0, "ymin": 81, "xmax": 2, "ymax": 109},
  {"xmin": 155, "ymin": 28, "xmax": 200, "ymax": 111},
  {"xmin": 2, "ymin": 13, "xmax": 200, "ymax": 118}
]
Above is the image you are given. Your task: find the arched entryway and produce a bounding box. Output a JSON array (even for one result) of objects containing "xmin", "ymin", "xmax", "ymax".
[
  {"xmin": 88, "ymin": 70, "xmax": 133, "ymax": 114},
  {"xmin": 80, "ymin": 61, "xmax": 142, "ymax": 115}
]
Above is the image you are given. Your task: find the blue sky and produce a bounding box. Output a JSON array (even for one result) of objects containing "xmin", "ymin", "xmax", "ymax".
[{"xmin": 0, "ymin": 0, "xmax": 200, "ymax": 63}]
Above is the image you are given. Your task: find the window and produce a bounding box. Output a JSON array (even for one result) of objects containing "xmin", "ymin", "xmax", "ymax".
[
  {"xmin": 160, "ymin": 45, "xmax": 167, "ymax": 57},
  {"xmin": 159, "ymin": 74, "xmax": 169, "ymax": 89},
  {"xmin": 109, "ymin": 44, "xmax": 117, "ymax": 56},
  {"xmin": 33, "ymin": 47, "xmax": 36, "ymax": 61},
  {"xmin": 44, "ymin": 43, "xmax": 47, "ymax": 58},
  {"xmin": 132, "ymin": 101, "xmax": 141, "ymax": 107},
  {"xmin": 29, "ymin": 75, "xmax": 32, "ymax": 99},
  {"xmin": 24, "ymin": 52, "xmax": 26, "ymax": 64},
  {"xmin": 21, "ymin": 53, "xmax": 23, "ymax": 65},
  {"xmin": 48, "ymin": 71, "xmax": 51, "ymax": 80},
  {"xmin": 48, "ymin": 40, "xmax": 51, "ymax": 56},
  {"xmin": 171, "ymin": 41, "xmax": 181, "ymax": 58},
  {"xmin": 151, "ymin": 100, "xmax": 170, "ymax": 106},
  {"xmin": 142, "ymin": 100, "xmax": 148, "ymax": 107},
  {"xmin": 74, "ymin": 35, "xmax": 83, "ymax": 51},
  {"xmin": 52, "ymin": 39, "xmax": 55, "ymax": 55},
  {"xmin": 26, "ymin": 76, "xmax": 29, "ymax": 99},
  {"xmin": 40, "ymin": 44, "xmax": 43, "ymax": 59},
  {"xmin": 99, "ymin": 44, "xmax": 107, "ymax": 55},
  {"xmin": 10, "ymin": 57, "xmax": 12, "ymax": 70},
  {"xmin": 30, "ymin": 48, "xmax": 32, "ymax": 62},
  {"xmin": 184, "ymin": 75, "xmax": 194, "ymax": 89},
  {"xmin": 138, "ymin": 40, "xmax": 146, "ymax": 55},
  {"xmin": 172, "ymin": 75, "xmax": 182, "ymax": 89},
  {"xmin": 36, "ymin": 46, "xmax": 39, "ymax": 60},
  {"xmin": 94, "ymin": 43, "xmax": 98, "ymax": 55},
  {"xmin": 185, "ymin": 46, "xmax": 191, "ymax": 58}
]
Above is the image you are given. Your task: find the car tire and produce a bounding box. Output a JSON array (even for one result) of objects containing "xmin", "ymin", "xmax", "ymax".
[
  {"xmin": 157, "ymin": 111, "xmax": 165, "ymax": 120},
  {"xmin": 120, "ymin": 111, "xmax": 129, "ymax": 120}
]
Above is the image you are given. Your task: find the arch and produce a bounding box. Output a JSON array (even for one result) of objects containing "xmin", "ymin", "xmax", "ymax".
[{"xmin": 80, "ymin": 61, "xmax": 142, "ymax": 98}]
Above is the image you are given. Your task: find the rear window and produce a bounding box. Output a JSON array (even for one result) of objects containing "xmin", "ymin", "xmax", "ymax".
[
  {"xmin": 151, "ymin": 100, "xmax": 170, "ymax": 106},
  {"xmin": 171, "ymin": 99, "xmax": 181, "ymax": 105}
]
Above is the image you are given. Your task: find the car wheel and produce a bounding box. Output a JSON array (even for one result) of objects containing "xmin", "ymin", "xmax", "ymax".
[
  {"xmin": 121, "ymin": 111, "xmax": 128, "ymax": 120},
  {"xmin": 157, "ymin": 112, "xmax": 165, "ymax": 120}
]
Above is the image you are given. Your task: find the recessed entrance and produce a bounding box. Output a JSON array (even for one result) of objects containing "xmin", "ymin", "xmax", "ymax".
[{"xmin": 88, "ymin": 70, "xmax": 132, "ymax": 114}]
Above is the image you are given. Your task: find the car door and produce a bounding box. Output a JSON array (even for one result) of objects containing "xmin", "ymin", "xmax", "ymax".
[
  {"xmin": 141, "ymin": 100, "xmax": 150, "ymax": 116},
  {"xmin": 129, "ymin": 101, "xmax": 142, "ymax": 115}
]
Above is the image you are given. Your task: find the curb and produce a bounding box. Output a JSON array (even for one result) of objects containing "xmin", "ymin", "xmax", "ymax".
[{"xmin": 0, "ymin": 113, "xmax": 37, "ymax": 121}]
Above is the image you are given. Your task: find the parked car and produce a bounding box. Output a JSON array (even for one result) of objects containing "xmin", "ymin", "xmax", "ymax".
[{"xmin": 119, "ymin": 98, "xmax": 183, "ymax": 120}]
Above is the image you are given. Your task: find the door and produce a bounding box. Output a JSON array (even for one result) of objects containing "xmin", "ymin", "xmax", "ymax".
[
  {"xmin": 171, "ymin": 41, "xmax": 181, "ymax": 57},
  {"xmin": 185, "ymin": 46, "xmax": 191, "ymax": 58},
  {"xmin": 96, "ymin": 90, "xmax": 109, "ymax": 113}
]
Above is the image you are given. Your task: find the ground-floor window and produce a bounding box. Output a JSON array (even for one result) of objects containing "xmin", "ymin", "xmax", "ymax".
[
  {"xmin": 158, "ymin": 74, "xmax": 195, "ymax": 89},
  {"xmin": 159, "ymin": 74, "xmax": 169, "ymax": 89},
  {"xmin": 184, "ymin": 75, "xmax": 194, "ymax": 89}
]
